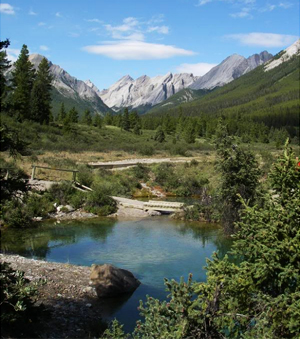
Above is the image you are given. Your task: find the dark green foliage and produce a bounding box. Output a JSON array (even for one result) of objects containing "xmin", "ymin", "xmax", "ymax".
[
  {"xmin": 48, "ymin": 181, "xmax": 76, "ymax": 205},
  {"xmin": 77, "ymin": 164, "xmax": 94, "ymax": 187},
  {"xmin": 85, "ymin": 185, "xmax": 117, "ymax": 216},
  {"xmin": 1, "ymin": 199, "xmax": 32, "ymax": 228},
  {"xmin": 93, "ymin": 114, "xmax": 103, "ymax": 128},
  {"xmin": 57, "ymin": 102, "xmax": 66, "ymax": 122},
  {"xmin": 11, "ymin": 45, "xmax": 35, "ymax": 121},
  {"xmin": 183, "ymin": 120, "xmax": 196, "ymax": 144},
  {"xmin": 183, "ymin": 203, "xmax": 219, "ymax": 223},
  {"xmin": 215, "ymin": 121, "xmax": 261, "ymax": 234},
  {"xmin": 67, "ymin": 107, "xmax": 79, "ymax": 123},
  {"xmin": 30, "ymin": 58, "xmax": 53, "ymax": 124},
  {"xmin": 0, "ymin": 39, "xmax": 11, "ymax": 108},
  {"xmin": 0, "ymin": 262, "xmax": 38, "ymax": 326},
  {"xmin": 154, "ymin": 125, "xmax": 165, "ymax": 143},
  {"xmin": 24, "ymin": 193, "xmax": 56, "ymax": 218},
  {"xmin": 82, "ymin": 109, "xmax": 92, "ymax": 125},
  {"xmin": 130, "ymin": 163, "xmax": 150, "ymax": 181},
  {"xmin": 122, "ymin": 108, "xmax": 130, "ymax": 131}
]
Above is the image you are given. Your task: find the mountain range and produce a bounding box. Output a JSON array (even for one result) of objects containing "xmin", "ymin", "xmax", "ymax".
[
  {"xmin": 147, "ymin": 39, "xmax": 300, "ymax": 124},
  {"xmin": 27, "ymin": 48, "xmax": 275, "ymax": 116},
  {"xmin": 28, "ymin": 54, "xmax": 111, "ymax": 117}
]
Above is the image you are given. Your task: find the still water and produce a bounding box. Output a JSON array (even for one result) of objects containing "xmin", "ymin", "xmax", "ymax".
[{"xmin": 1, "ymin": 216, "xmax": 232, "ymax": 331}]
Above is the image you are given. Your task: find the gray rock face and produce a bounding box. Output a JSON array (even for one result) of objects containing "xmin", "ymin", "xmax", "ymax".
[
  {"xmin": 96, "ymin": 72, "xmax": 199, "ymax": 111},
  {"xmin": 90, "ymin": 264, "xmax": 141, "ymax": 298},
  {"xmin": 190, "ymin": 51, "xmax": 273, "ymax": 90},
  {"xmin": 28, "ymin": 54, "xmax": 110, "ymax": 115}
]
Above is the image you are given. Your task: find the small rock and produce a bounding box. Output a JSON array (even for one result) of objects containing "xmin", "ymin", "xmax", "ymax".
[{"xmin": 86, "ymin": 303, "xmax": 92, "ymax": 308}]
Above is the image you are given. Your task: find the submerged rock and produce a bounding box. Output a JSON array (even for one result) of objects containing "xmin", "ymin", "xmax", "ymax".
[{"xmin": 90, "ymin": 264, "xmax": 140, "ymax": 298}]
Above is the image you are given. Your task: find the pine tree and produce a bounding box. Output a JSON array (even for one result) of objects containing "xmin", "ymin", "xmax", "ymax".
[
  {"xmin": 154, "ymin": 125, "xmax": 165, "ymax": 143},
  {"xmin": 104, "ymin": 112, "xmax": 113, "ymax": 125},
  {"xmin": 183, "ymin": 120, "xmax": 196, "ymax": 143},
  {"xmin": 129, "ymin": 110, "xmax": 140, "ymax": 129},
  {"xmin": 0, "ymin": 39, "xmax": 11, "ymax": 109},
  {"xmin": 82, "ymin": 109, "xmax": 92, "ymax": 125},
  {"xmin": 11, "ymin": 45, "xmax": 35, "ymax": 121},
  {"xmin": 57, "ymin": 102, "xmax": 66, "ymax": 122},
  {"xmin": 122, "ymin": 108, "xmax": 130, "ymax": 131},
  {"xmin": 133, "ymin": 123, "xmax": 142, "ymax": 135},
  {"xmin": 67, "ymin": 107, "xmax": 79, "ymax": 123},
  {"xmin": 93, "ymin": 114, "xmax": 102, "ymax": 128},
  {"xmin": 30, "ymin": 58, "xmax": 52, "ymax": 124}
]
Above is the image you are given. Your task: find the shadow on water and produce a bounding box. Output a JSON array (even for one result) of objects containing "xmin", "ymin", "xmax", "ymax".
[{"xmin": 0, "ymin": 218, "xmax": 117, "ymax": 260}]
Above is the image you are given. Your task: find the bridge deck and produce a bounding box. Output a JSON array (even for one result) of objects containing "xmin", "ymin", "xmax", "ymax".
[{"xmin": 111, "ymin": 197, "xmax": 185, "ymax": 213}]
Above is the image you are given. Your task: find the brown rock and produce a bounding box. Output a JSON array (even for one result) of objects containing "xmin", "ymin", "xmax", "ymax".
[{"xmin": 90, "ymin": 264, "xmax": 140, "ymax": 298}]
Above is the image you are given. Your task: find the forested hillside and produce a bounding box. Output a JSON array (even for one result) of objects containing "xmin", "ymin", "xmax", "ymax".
[{"xmin": 144, "ymin": 53, "xmax": 299, "ymax": 142}]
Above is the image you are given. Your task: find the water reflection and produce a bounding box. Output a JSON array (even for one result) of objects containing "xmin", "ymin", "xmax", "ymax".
[
  {"xmin": 1, "ymin": 218, "xmax": 117, "ymax": 260},
  {"xmin": 1, "ymin": 216, "xmax": 232, "ymax": 332}
]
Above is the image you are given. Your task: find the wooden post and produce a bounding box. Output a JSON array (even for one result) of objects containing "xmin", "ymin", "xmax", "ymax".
[
  {"xmin": 31, "ymin": 166, "xmax": 36, "ymax": 180},
  {"xmin": 72, "ymin": 171, "xmax": 76, "ymax": 182}
]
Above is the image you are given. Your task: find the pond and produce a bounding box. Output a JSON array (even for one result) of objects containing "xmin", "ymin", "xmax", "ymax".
[{"xmin": 1, "ymin": 216, "xmax": 232, "ymax": 332}]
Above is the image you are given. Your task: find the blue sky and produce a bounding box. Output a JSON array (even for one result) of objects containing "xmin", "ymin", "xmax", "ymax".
[{"xmin": 1, "ymin": 0, "xmax": 299, "ymax": 90}]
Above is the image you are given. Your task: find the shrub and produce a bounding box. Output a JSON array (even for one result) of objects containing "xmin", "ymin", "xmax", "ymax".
[
  {"xmin": 85, "ymin": 185, "xmax": 117, "ymax": 216},
  {"xmin": 48, "ymin": 181, "xmax": 76, "ymax": 205},
  {"xmin": 77, "ymin": 164, "xmax": 94, "ymax": 187},
  {"xmin": 130, "ymin": 163, "xmax": 150, "ymax": 181},
  {"xmin": 138, "ymin": 144, "xmax": 154, "ymax": 156},
  {"xmin": 1, "ymin": 262, "xmax": 38, "ymax": 325},
  {"xmin": 1, "ymin": 200, "xmax": 32, "ymax": 228},
  {"xmin": 24, "ymin": 193, "xmax": 56, "ymax": 218}
]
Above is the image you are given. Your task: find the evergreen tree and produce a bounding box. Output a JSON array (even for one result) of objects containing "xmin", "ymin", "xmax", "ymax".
[
  {"xmin": 30, "ymin": 58, "xmax": 52, "ymax": 124},
  {"xmin": 215, "ymin": 120, "xmax": 261, "ymax": 234},
  {"xmin": 93, "ymin": 114, "xmax": 102, "ymax": 128},
  {"xmin": 82, "ymin": 109, "xmax": 92, "ymax": 125},
  {"xmin": 0, "ymin": 39, "xmax": 11, "ymax": 109},
  {"xmin": 129, "ymin": 110, "xmax": 140, "ymax": 129},
  {"xmin": 104, "ymin": 112, "xmax": 113, "ymax": 125},
  {"xmin": 183, "ymin": 120, "xmax": 196, "ymax": 144},
  {"xmin": 11, "ymin": 44, "xmax": 35, "ymax": 121},
  {"xmin": 133, "ymin": 123, "xmax": 142, "ymax": 135},
  {"xmin": 154, "ymin": 125, "xmax": 165, "ymax": 143},
  {"xmin": 67, "ymin": 107, "xmax": 79, "ymax": 123},
  {"xmin": 122, "ymin": 108, "xmax": 130, "ymax": 131},
  {"xmin": 57, "ymin": 102, "xmax": 66, "ymax": 122}
]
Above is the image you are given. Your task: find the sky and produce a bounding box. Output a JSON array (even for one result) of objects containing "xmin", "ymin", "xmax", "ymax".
[{"xmin": 1, "ymin": 0, "xmax": 299, "ymax": 90}]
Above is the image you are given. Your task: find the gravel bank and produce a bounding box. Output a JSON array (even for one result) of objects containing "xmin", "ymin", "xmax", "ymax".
[{"xmin": 0, "ymin": 254, "xmax": 107, "ymax": 338}]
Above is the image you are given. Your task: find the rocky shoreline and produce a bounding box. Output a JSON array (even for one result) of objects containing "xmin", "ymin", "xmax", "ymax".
[{"xmin": 0, "ymin": 254, "xmax": 107, "ymax": 338}]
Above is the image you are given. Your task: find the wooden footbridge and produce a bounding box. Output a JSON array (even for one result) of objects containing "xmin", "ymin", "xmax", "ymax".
[{"xmin": 112, "ymin": 196, "xmax": 184, "ymax": 213}]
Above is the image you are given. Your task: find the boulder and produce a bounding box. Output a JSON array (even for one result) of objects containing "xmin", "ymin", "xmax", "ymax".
[{"xmin": 90, "ymin": 264, "xmax": 140, "ymax": 298}]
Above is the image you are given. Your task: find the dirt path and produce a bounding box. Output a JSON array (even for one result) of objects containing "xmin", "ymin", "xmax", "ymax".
[
  {"xmin": 0, "ymin": 254, "xmax": 107, "ymax": 338},
  {"xmin": 89, "ymin": 156, "xmax": 200, "ymax": 169}
]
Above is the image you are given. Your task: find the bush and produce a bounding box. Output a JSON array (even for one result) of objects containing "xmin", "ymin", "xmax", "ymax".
[
  {"xmin": 48, "ymin": 181, "xmax": 76, "ymax": 205},
  {"xmin": 130, "ymin": 163, "xmax": 150, "ymax": 181},
  {"xmin": 77, "ymin": 164, "xmax": 94, "ymax": 187},
  {"xmin": 1, "ymin": 200, "xmax": 32, "ymax": 228},
  {"xmin": 85, "ymin": 185, "xmax": 117, "ymax": 216},
  {"xmin": 1, "ymin": 262, "xmax": 38, "ymax": 325},
  {"xmin": 24, "ymin": 193, "xmax": 56, "ymax": 218},
  {"xmin": 138, "ymin": 144, "xmax": 154, "ymax": 156}
]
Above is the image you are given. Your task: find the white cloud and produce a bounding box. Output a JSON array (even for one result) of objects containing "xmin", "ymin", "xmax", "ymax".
[
  {"xmin": 87, "ymin": 18, "xmax": 103, "ymax": 24},
  {"xmin": 6, "ymin": 48, "xmax": 20, "ymax": 62},
  {"xmin": 38, "ymin": 22, "xmax": 46, "ymax": 26},
  {"xmin": 69, "ymin": 32, "xmax": 80, "ymax": 38},
  {"xmin": 29, "ymin": 9, "xmax": 37, "ymax": 15},
  {"xmin": 147, "ymin": 26, "xmax": 169, "ymax": 34},
  {"xmin": 279, "ymin": 2, "xmax": 293, "ymax": 9},
  {"xmin": 226, "ymin": 33, "xmax": 299, "ymax": 47},
  {"xmin": 0, "ymin": 3, "xmax": 15, "ymax": 15},
  {"xmin": 82, "ymin": 40, "xmax": 196, "ymax": 60},
  {"xmin": 104, "ymin": 17, "xmax": 144, "ymax": 40},
  {"xmin": 197, "ymin": 0, "xmax": 212, "ymax": 6},
  {"xmin": 40, "ymin": 45, "xmax": 49, "ymax": 51},
  {"xmin": 55, "ymin": 12, "xmax": 62, "ymax": 17},
  {"xmin": 230, "ymin": 7, "xmax": 252, "ymax": 18},
  {"xmin": 176, "ymin": 62, "xmax": 217, "ymax": 76}
]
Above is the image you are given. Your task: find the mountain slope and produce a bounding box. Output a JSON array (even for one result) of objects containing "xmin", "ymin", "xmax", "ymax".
[
  {"xmin": 190, "ymin": 51, "xmax": 273, "ymax": 90},
  {"xmin": 28, "ymin": 54, "xmax": 111, "ymax": 117},
  {"xmin": 147, "ymin": 40, "xmax": 299, "ymax": 129},
  {"xmin": 149, "ymin": 88, "xmax": 212, "ymax": 113},
  {"xmin": 98, "ymin": 73, "xmax": 199, "ymax": 112}
]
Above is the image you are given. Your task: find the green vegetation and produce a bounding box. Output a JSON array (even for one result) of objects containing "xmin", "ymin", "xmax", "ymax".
[
  {"xmin": 144, "ymin": 54, "xmax": 299, "ymax": 145},
  {"xmin": 101, "ymin": 143, "xmax": 300, "ymax": 339}
]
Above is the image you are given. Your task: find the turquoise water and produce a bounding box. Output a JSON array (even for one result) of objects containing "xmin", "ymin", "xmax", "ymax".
[{"xmin": 1, "ymin": 216, "xmax": 231, "ymax": 331}]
